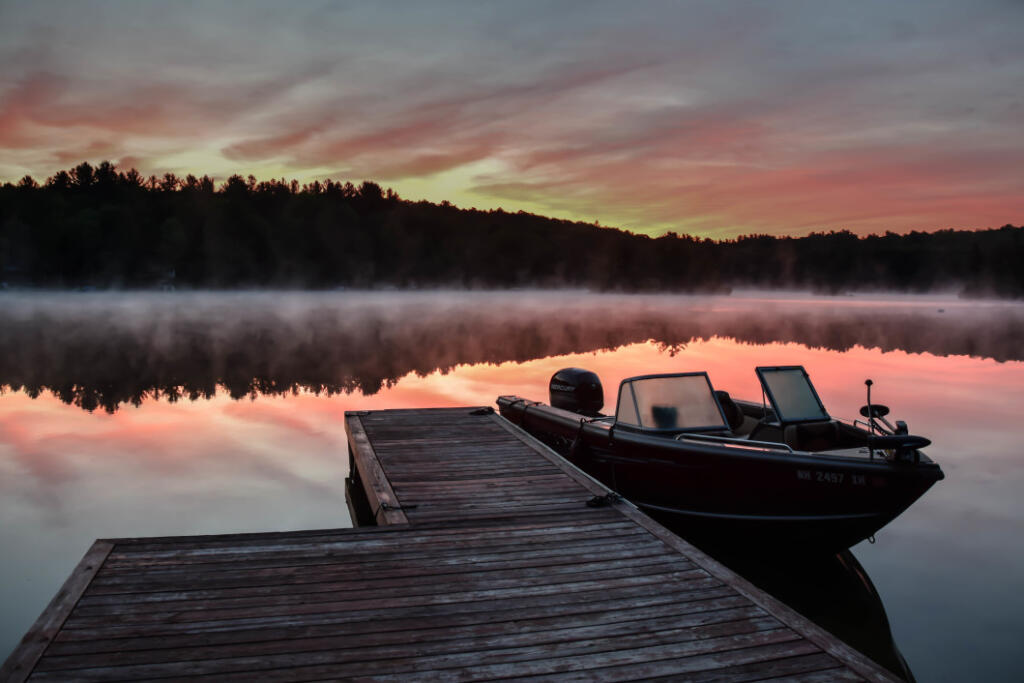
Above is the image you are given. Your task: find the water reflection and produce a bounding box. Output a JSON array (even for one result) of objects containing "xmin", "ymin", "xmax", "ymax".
[
  {"xmin": 709, "ymin": 546, "xmax": 915, "ymax": 681},
  {"xmin": 1, "ymin": 291, "xmax": 1023, "ymax": 681},
  {"xmin": 2, "ymin": 291, "xmax": 1024, "ymax": 413}
]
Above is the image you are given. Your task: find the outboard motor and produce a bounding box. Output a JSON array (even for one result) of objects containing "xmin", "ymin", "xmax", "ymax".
[{"xmin": 549, "ymin": 368, "xmax": 604, "ymax": 416}]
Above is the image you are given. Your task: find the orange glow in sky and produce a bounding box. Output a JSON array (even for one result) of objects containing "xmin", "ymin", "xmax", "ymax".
[{"xmin": 1, "ymin": 3, "xmax": 1021, "ymax": 237}]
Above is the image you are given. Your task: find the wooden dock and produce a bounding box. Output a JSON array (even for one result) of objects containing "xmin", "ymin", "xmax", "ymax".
[{"xmin": 2, "ymin": 407, "xmax": 900, "ymax": 681}]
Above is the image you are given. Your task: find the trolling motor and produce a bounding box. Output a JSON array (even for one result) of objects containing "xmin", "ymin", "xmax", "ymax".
[
  {"xmin": 861, "ymin": 379, "xmax": 908, "ymax": 435},
  {"xmin": 861, "ymin": 379, "xmax": 930, "ymax": 462}
]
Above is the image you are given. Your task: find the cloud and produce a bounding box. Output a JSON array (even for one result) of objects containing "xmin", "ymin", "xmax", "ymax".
[
  {"xmin": 220, "ymin": 58, "xmax": 659, "ymax": 183},
  {"xmin": 0, "ymin": 72, "xmax": 63, "ymax": 149},
  {"xmin": 0, "ymin": 1, "xmax": 1022, "ymax": 236}
]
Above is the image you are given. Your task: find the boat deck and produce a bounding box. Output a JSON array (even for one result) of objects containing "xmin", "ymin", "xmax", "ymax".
[{"xmin": 2, "ymin": 407, "xmax": 900, "ymax": 681}]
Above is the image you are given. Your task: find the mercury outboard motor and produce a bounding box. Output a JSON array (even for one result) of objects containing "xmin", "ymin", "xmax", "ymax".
[{"xmin": 549, "ymin": 368, "xmax": 604, "ymax": 416}]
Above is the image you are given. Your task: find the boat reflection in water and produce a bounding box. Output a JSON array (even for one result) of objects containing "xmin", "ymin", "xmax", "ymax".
[{"xmin": 706, "ymin": 544, "xmax": 916, "ymax": 682}]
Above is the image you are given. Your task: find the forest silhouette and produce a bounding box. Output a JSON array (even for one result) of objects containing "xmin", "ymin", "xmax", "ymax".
[{"xmin": 1, "ymin": 162, "xmax": 1022, "ymax": 295}]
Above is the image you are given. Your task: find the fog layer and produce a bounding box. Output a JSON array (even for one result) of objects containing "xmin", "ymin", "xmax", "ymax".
[{"xmin": 2, "ymin": 291, "xmax": 1021, "ymax": 413}]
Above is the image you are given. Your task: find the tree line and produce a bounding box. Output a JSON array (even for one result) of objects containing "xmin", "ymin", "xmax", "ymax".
[{"xmin": 1, "ymin": 161, "xmax": 1021, "ymax": 296}]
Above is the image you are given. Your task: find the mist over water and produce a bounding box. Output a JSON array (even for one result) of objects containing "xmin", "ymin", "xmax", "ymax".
[
  {"xmin": 2, "ymin": 290, "xmax": 1023, "ymax": 413},
  {"xmin": 1, "ymin": 290, "xmax": 1023, "ymax": 681}
]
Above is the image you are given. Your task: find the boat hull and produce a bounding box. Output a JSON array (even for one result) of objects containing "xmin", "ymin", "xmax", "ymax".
[{"xmin": 498, "ymin": 396, "xmax": 943, "ymax": 554}]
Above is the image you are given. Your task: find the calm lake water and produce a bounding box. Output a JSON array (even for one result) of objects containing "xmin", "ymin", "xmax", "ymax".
[{"xmin": 1, "ymin": 290, "xmax": 1023, "ymax": 681}]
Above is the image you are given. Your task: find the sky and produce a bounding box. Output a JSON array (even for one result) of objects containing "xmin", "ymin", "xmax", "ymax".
[{"xmin": 0, "ymin": 0, "xmax": 1022, "ymax": 239}]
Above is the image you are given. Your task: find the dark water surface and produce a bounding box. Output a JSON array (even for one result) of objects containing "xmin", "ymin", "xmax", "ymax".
[{"xmin": 1, "ymin": 291, "xmax": 1022, "ymax": 680}]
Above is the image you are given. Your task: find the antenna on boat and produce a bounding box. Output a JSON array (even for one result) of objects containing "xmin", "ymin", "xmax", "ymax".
[
  {"xmin": 864, "ymin": 379, "xmax": 874, "ymax": 435},
  {"xmin": 864, "ymin": 379, "xmax": 875, "ymax": 460}
]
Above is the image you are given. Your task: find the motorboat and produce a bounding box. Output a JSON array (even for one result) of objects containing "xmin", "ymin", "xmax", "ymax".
[{"xmin": 497, "ymin": 365, "xmax": 944, "ymax": 553}]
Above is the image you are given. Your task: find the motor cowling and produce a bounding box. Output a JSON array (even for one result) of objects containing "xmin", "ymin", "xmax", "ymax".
[{"xmin": 549, "ymin": 368, "xmax": 603, "ymax": 416}]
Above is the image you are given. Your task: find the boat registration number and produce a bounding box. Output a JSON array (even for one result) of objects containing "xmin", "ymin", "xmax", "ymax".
[{"xmin": 797, "ymin": 470, "xmax": 866, "ymax": 485}]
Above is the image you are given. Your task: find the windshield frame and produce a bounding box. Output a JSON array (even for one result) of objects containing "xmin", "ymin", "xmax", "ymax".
[{"xmin": 614, "ymin": 372, "xmax": 729, "ymax": 434}]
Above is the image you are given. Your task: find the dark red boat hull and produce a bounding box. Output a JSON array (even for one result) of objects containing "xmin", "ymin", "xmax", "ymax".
[{"xmin": 498, "ymin": 396, "xmax": 943, "ymax": 553}]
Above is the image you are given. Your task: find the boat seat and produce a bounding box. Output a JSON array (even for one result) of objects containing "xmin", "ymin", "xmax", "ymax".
[
  {"xmin": 714, "ymin": 390, "xmax": 745, "ymax": 432},
  {"xmin": 784, "ymin": 420, "xmax": 840, "ymax": 452}
]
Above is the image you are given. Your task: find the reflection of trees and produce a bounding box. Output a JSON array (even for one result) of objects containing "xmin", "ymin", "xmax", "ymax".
[{"xmin": 1, "ymin": 293, "xmax": 1022, "ymax": 413}]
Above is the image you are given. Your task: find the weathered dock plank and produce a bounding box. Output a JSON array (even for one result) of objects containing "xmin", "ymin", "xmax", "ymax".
[
  {"xmin": 2, "ymin": 406, "xmax": 901, "ymax": 682},
  {"xmin": 0, "ymin": 542, "xmax": 113, "ymax": 682},
  {"xmin": 345, "ymin": 413, "xmax": 408, "ymax": 525}
]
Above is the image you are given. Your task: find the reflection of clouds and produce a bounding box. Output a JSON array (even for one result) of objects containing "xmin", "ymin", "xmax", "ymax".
[
  {"xmin": 1, "ymin": 292, "xmax": 1020, "ymax": 682},
  {"xmin": 0, "ymin": 390, "xmax": 348, "ymax": 521},
  {"xmin": 0, "ymin": 406, "xmax": 75, "ymax": 516},
  {"xmin": 1, "ymin": 291, "xmax": 1023, "ymax": 414},
  {"xmin": 221, "ymin": 399, "xmax": 324, "ymax": 437},
  {"xmin": 0, "ymin": 395, "xmax": 201, "ymax": 522}
]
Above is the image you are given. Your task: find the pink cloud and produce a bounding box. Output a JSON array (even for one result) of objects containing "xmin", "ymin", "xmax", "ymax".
[
  {"xmin": 467, "ymin": 101, "xmax": 1024, "ymax": 237},
  {"xmin": 218, "ymin": 59, "xmax": 657, "ymax": 180},
  {"xmin": 1, "ymin": 3, "xmax": 1022, "ymax": 237},
  {"xmin": 0, "ymin": 72, "xmax": 63, "ymax": 149}
]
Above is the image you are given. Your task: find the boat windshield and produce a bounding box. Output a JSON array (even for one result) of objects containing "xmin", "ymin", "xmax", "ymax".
[
  {"xmin": 615, "ymin": 373, "xmax": 727, "ymax": 432},
  {"xmin": 756, "ymin": 365, "xmax": 829, "ymax": 423}
]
